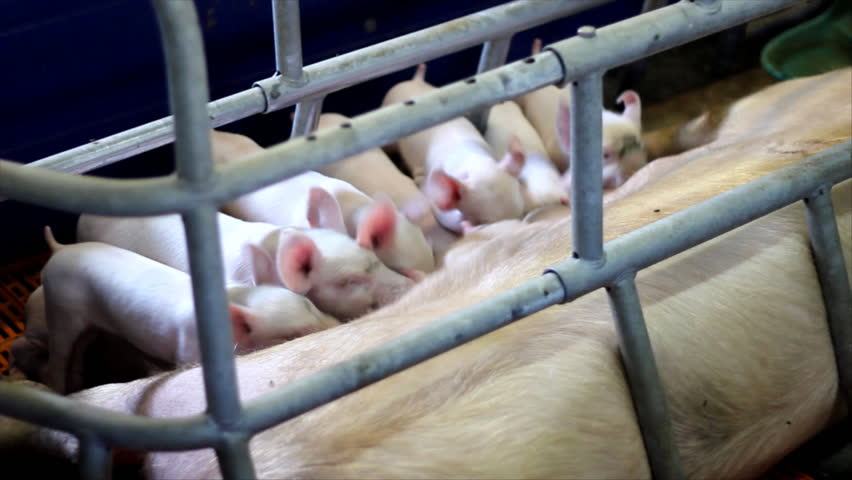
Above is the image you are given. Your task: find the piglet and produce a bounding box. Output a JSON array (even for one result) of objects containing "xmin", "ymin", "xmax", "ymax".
[
  {"xmin": 39, "ymin": 227, "xmax": 339, "ymax": 394},
  {"xmin": 484, "ymin": 100, "xmax": 567, "ymax": 212},
  {"xmin": 516, "ymin": 39, "xmax": 646, "ymax": 192},
  {"xmin": 381, "ymin": 63, "xmax": 526, "ymax": 232},
  {"xmin": 77, "ymin": 213, "xmax": 414, "ymax": 320},
  {"xmin": 210, "ymin": 130, "xmax": 435, "ymax": 276},
  {"xmin": 316, "ymin": 113, "xmax": 460, "ymax": 260}
]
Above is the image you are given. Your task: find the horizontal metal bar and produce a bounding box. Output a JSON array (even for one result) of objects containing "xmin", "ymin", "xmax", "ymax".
[
  {"xmin": 468, "ymin": 35, "xmax": 513, "ymax": 132},
  {"xmin": 804, "ymin": 186, "xmax": 852, "ymax": 406},
  {"xmin": 570, "ymin": 72, "xmax": 604, "ymax": 263},
  {"xmin": 606, "ymin": 275, "xmax": 683, "ymax": 480},
  {"xmin": 0, "ymin": 0, "xmax": 799, "ymax": 216},
  {"xmin": 272, "ymin": 0, "xmax": 306, "ymax": 85},
  {"xmin": 25, "ymin": 0, "xmax": 612, "ymax": 176},
  {"xmin": 242, "ymin": 273, "xmax": 566, "ymax": 432},
  {"xmin": 78, "ymin": 435, "xmax": 112, "ymax": 480},
  {"xmin": 546, "ymin": 141, "xmax": 852, "ymax": 299},
  {"xmin": 241, "ymin": 142, "xmax": 851, "ymax": 434},
  {"xmin": 26, "ymin": 88, "xmax": 265, "ymax": 174},
  {"xmin": 0, "ymin": 381, "xmax": 217, "ymax": 450},
  {"xmin": 0, "ymin": 142, "xmax": 847, "ymax": 452},
  {"xmin": 545, "ymin": 0, "xmax": 799, "ymax": 87}
]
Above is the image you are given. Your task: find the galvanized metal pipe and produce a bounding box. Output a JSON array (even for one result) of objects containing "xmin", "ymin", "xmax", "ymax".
[
  {"xmin": 78, "ymin": 436, "xmax": 112, "ymax": 480},
  {"xmin": 152, "ymin": 0, "xmax": 214, "ymax": 185},
  {"xmin": 243, "ymin": 142, "xmax": 851, "ymax": 434},
  {"xmin": 468, "ymin": 35, "xmax": 513, "ymax": 132},
  {"xmin": 25, "ymin": 0, "xmax": 613, "ymax": 175},
  {"xmin": 152, "ymin": 1, "xmax": 246, "ymax": 458},
  {"xmin": 216, "ymin": 434, "xmax": 257, "ymax": 480},
  {"xmin": 290, "ymin": 95, "xmax": 325, "ymax": 137},
  {"xmin": 606, "ymin": 275, "xmax": 683, "ymax": 480},
  {"xmin": 0, "ymin": 142, "xmax": 847, "ymax": 453},
  {"xmin": 569, "ymin": 71, "xmax": 604, "ymax": 263},
  {"xmin": 26, "ymin": 89, "xmax": 266, "ymax": 174},
  {"xmin": 272, "ymin": 0, "xmax": 306, "ymax": 85},
  {"xmin": 2, "ymin": 0, "xmax": 800, "ymax": 215},
  {"xmin": 544, "ymin": 0, "xmax": 799, "ymax": 87},
  {"xmin": 180, "ymin": 208, "xmax": 245, "ymax": 430},
  {"xmin": 804, "ymin": 186, "xmax": 852, "ymax": 406}
]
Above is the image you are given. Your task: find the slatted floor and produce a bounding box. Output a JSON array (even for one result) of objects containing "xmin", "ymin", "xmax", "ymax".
[{"xmin": 0, "ymin": 252, "xmax": 47, "ymax": 376}]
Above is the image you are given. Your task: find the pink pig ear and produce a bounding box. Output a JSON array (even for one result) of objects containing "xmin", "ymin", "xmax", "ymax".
[
  {"xmin": 244, "ymin": 243, "xmax": 276, "ymax": 286},
  {"xmin": 307, "ymin": 187, "xmax": 347, "ymax": 234},
  {"xmin": 424, "ymin": 169, "xmax": 463, "ymax": 211},
  {"xmin": 556, "ymin": 96, "xmax": 572, "ymax": 159},
  {"xmin": 275, "ymin": 232, "xmax": 320, "ymax": 294},
  {"xmin": 357, "ymin": 196, "xmax": 398, "ymax": 251},
  {"xmin": 228, "ymin": 304, "xmax": 255, "ymax": 347},
  {"xmin": 497, "ymin": 136, "xmax": 526, "ymax": 177},
  {"xmin": 616, "ymin": 90, "xmax": 642, "ymax": 130}
]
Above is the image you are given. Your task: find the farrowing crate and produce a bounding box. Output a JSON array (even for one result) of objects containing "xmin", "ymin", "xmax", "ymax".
[{"xmin": 0, "ymin": 1, "xmax": 849, "ymax": 479}]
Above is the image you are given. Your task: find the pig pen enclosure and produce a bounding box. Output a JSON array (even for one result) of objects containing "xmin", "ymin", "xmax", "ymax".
[{"xmin": 0, "ymin": 0, "xmax": 850, "ymax": 479}]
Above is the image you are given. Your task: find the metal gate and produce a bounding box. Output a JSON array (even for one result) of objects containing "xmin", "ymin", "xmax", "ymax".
[{"xmin": 0, "ymin": 1, "xmax": 849, "ymax": 479}]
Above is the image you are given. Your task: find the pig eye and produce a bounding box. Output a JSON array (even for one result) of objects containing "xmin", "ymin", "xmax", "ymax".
[{"xmin": 603, "ymin": 152, "xmax": 611, "ymax": 160}]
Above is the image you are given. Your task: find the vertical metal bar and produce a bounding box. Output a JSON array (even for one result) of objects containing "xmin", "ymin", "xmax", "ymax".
[
  {"xmin": 290, "ymin": 95, "xmax": 325, "ymax": 137},
  {"xmin": 272, "ymin": 0, "xmax": 306, "ymax": 84},
  {"xmin": 468, "ymin": 35, "xmax": 513, "ymax": 132},
  {"xmin": 79, "ymin": 435, "xmax": 112, "ymax": 480},
  {"xmin": 569, "ymin": 71, "xmax": 604, "ymax": 263},
  {"xmin": 180, "ymin": 209, "xmax": 245, "ymax": 423},
  {"xmin": 152, "ymin": 0, "xmax": 213, "ymax": 184},
  {"xmin": 804, "ymin": 186, "xmax": 852, "ymax": 406},
  {"xmin": 607, "ymin": 275, "xmax": 683, "ymax": 480},
  {"xmin": 216, "ymin": 434, "xmax": 256, "ymax": 480}
]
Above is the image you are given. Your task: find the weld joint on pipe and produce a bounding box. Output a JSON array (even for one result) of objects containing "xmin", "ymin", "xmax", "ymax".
[
  {"xmin": 689, "ymin": 0, "xmax": 722, "ymax": 14},
  {"xmin": 251, "ymin": 77, "xmax": 276, "ymax": 113},
  {"xmin": 541, "ymin": 269, "xmax": 570, "ymax": 304},
  {"xmin": 541, "ymin": 45, "xmax": 570, "ymax": 88},
  {"xmin": 608, "ymin": 270, "xmax": 637, "ymax": 289}
]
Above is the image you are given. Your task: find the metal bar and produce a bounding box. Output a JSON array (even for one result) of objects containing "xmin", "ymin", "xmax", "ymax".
[
  {"xmin": 804, "ymin": 186, "xmax": 852, "ymax": 406},
  {"xmin": 243, "ymin": 273, "xmax": 566, "ymax": 432},
  {"xmin": 152, "ymin": 0, "xmax": 213, "ymax": 184},
  {"xmin": 606, "ymin": 275, "xmax": 683, "ymax": 480},
  {"xmin": 241, "ymin": 142, "xmax": 851, "ymax": 433},
  {"xmin": 0, "ymin": 143, "xmax": 848, "ymax": 452},
  {"xmin": 290, "ymin": 95, "xmax": 325, "ymax": 137},
  {"xmin": 181, "ymin": 207, "xmax": 244, "ymax": 429},
  {"xmin": 0, "ymin": 381, "xmax": 216, "ymax": 450},
  {"xmin": 26, "ymin": 89, "xmax": 266, "ymax": 174},
  {"xmin": 544, "ymin": 0, "xmax": 798, "ymax": 87},
  {"xmin": 569, "ymin": 71, "xmax": 604, "ymax": 262},
  {"xmin": 272, "ymin": 0, "xmax": 306, "ymax": 84},
  {"xmin": 216, "ymin": 434, "xmax": 257, "ymax": 479},
  {"xmin": 468, "ymin": 36, "xmax": 513, "ymax": 132},
  {"xmin": 78, "ymin": 435, "xmax": 112, "ymax": 480},
  {"xmin": 25, "ymin": 0, "xmax": 614, "ymax": 175},
  {"xmin": 1, "ymin": 0, "xmax": 800, "ymax": 215}
]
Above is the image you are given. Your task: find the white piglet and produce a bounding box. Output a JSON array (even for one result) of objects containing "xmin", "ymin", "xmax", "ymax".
[
  {"xmin": 77, "ymin": 213, "xmax": 413, "ymax": 320},
  {"xmin": 39, "ymin": 227, "xmax": 339, "ymax": 394},
  {"xmin": 484, "ymin": 100, "xmax": 567, "ymax": 212},
  {"xmin": 316, "ymin": 113, "xmax": 460, "ymax": 260},
  {"xmin": 382, "ymin": 64, "xmax": 526, "ymax": 232},
  {"xmin": 517, "ymin": 39, "xmax": 646, "ymax": 193},
  {"xmin": 211, "ymin": 130, "xmax": 435, "ymax": 277}
]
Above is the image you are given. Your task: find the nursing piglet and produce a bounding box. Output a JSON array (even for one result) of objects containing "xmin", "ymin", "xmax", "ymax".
[
  {"xmin": 484, "ymin": 100, "xmax": 567, "ymax": 211},
  {"xmin": 517, "ymin": 39, "xmax": 646, "ymax": 192},
  {"xmin": 316, "ymin": 113, "xmax": 460, "ymax": 260},
  {"xmin": 39, "ymin": 227, "xmax": 338, "ymax": 394},
  {"xmin": 381, "ymin": 64, "xmax": 526, "ymax": 232},
  {"xmin": 211, "ymin": 130, "xmax": 434, "ymax": 277},
  {"xmin": 77, "ymin": 213, "xmax": 413, "ymax": 320}
]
